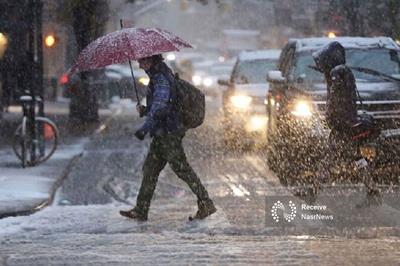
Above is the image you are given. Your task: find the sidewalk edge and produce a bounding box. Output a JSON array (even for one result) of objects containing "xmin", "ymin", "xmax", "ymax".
[{"xmin": 0, "ymin": 153, "xmax": 83, "ymax": 219}]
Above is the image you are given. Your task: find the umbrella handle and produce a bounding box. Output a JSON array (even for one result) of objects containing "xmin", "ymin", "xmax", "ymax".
[{"xmin": 120, "ymin": 19, "xmax": 141, "ymax": 105}]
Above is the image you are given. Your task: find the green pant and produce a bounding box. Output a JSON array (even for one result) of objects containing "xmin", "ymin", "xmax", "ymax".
[{"xmin": 135, "ymin": 133, "xmax": 210, "ymax": 216}]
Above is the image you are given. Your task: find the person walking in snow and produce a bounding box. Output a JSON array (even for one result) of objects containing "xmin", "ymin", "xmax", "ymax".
[
  {"xmin": 120, "ymin": 54, "xmax": 216, "ymax": 221},
  {"xmin": 312, "ymin": 41, "xmax": 380, "ymax": 202}
]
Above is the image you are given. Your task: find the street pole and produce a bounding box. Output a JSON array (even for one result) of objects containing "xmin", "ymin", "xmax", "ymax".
[
  {"xmin": 27, "ymin": 0, "xmax": 37, "ymax": 163},
  {"xmin": 34, "ymin": 0, "xmax": 45, "ymax": 157},
  {"xmin": 34, "ymin": 0, "xmax": 44, "ymax": 117},
  {"xmin": 27, "ymin": 0, "xmax": 44, "ymax": 161}
]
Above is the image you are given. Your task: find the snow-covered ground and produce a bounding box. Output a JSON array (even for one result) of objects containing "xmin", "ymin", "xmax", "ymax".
[
  {"xmin": 0, "ymin": 139, "xmax": 86, "ymax": 217},
  {"xmin": 0, "ymin": 98, "xmax": 136, "ymax": 217},
  {"xmin": 1, "ymin": 99, "xmax": 400, "ymax": 265},
  {"xmin": 1, "ymin": 201, "xmax": 400, "ymax": 265}
]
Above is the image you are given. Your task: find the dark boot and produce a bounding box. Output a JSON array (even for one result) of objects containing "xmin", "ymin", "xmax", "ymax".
[
  {"xmin": 189, "ymin": 199, "xmax": 217, "ymax": 221},
  {"xmin": 119, "ymin": 208, "xmax": 147, "ymax": 221}
]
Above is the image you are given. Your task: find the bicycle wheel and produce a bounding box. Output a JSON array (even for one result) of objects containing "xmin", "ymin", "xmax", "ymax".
[
  {"xmin": 13, "ymin": 117, "xmax": 28, "ymax": 168},
  {"xmin": 13, "ymin": 117, "xmax": 59, "ymax": 166},
  {"xmin": 34, "ymin": 117, "xmax": 59, "ymax": 165}
]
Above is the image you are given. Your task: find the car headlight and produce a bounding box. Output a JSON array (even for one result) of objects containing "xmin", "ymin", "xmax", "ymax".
[
  {"xmin": 291, "ymin": 100, "xmax": 313, "ymax": 118},
  {"xmin": 264, "ymin": 98, "xmax": 275, "ymax": 106},
  {"xmin": 166, "ymin": 53, "xmax": 176, "ymax": 61},
  {"xmin": 139, "ymin": 77, "xmax": 150, "ymax": 86},
  {"xmin": 192, "ymin": 75, "xmax": 202, "ymax": 86},
  {"xmin": 203, "ymin": 77, "xmax": 213, "ymax": 87},
  {"xmin": 230, "ymin": 95, "xmax": 252, "ymax": 109},
  {"xmin": 248, "ymin": 115, "xmax": 268, "ymax": 131}
]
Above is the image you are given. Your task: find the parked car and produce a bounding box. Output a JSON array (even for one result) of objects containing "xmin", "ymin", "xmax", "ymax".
[
  {"xmin": 265, "ymin": 37, "xmax": 400, "ymax": 184},
  {"xmin": 219, "ymin": 49, "xmax": 281, "ymax": 147},
  {"xmin": 173, "ymin": 52, "xmax": 211, "ymax": 82},
  {"xmin": 58, "ymin": 64, "xmax": 148, "ymax": 106},
  {"xmin": 193, "ymin": 60, "xmax": 235, "ymax": 98},
  {"xmin": 191, "ymin": 59, "xmax": 217, "ymax": 89}
]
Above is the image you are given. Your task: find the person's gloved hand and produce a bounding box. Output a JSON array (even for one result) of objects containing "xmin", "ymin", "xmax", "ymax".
[
  {"xmin": 134, "ymin": 128, "xmax": 146, "ymax": 140},
  {"xmin": 136, "ymin": 105, "xmax": 146, "ymax": 117}
]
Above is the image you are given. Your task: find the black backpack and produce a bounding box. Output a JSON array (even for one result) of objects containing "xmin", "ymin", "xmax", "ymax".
[{"xmin": 172, "ymin": 73, "xmax": 205, "ymax": 129}]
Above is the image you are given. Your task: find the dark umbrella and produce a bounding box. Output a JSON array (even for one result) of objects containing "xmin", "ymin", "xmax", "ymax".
[{"xmin": 71, "ymin": 27, "xmax": 192, "ymax": 102}]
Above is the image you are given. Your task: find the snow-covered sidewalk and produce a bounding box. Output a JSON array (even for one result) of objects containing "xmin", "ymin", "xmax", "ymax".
[
  {"xmin": 1, "ymin": 202, "xmax": 400, "ymax": 265},
  {"xmin": 0, "ymin": 97, "xmax": 139, "ymax": 218},
  {"xmin": 0, "ymin": 139, "xmax": 87, "ymax": 218}
]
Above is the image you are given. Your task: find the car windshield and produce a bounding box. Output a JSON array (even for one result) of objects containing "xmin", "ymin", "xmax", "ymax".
[
  {"xmin": 293, "ymin": 48, "xmax": 400, "ymax": 84},
  {"xmin": 233, "ymin": 59, "xmax": 277, "ymax": 84},
  {"xmin": 211, "ymin": 66, "xmax": 232, "ymax": 76}
]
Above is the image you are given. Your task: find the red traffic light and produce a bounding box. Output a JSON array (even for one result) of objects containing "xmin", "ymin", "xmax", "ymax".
[{"xmin": 59, "ymin": 73, "xmax": 69, "ymax": 85}]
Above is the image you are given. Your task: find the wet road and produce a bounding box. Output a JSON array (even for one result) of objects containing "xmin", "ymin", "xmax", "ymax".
[
  {"xmin": 60, "ymin": 99, "xmax": 400, "ymax": 233},
  {"xmin": 2, "ymin": 99, "xmax": 400, "ymax": 265}
]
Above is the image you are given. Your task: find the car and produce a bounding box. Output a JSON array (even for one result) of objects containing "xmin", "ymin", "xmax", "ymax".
[
  {"xmin": 173, "ymin": 52, "xmax": 211, "ymax": 82},
  {"xmin": 191, "ymin": 60, "xmax": 235, "ymax": 99},
  {"xmin": 191, "ymin": 59, "xmax": 217, "ymax": 88},
  {"xmin": 219, "ymin": 49, "xmax": 281, "ymax": 148},
  {"xmin": 58, "ymin": 64, "xmax": 148, "ymax": 106},
  {"xmin": 265, "ymin": 37, "xmax": 400, "ymax": 184}
]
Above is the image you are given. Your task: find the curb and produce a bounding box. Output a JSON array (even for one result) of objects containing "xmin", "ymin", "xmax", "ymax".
[{"xmin": 0, "ymin": 152, "xmax": 83, "ymax": 219}]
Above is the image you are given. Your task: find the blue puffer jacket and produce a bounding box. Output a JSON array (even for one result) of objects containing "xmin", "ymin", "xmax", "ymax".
[{"xmin": 139, "ymin": 62, "xmax": 184, "ymax": 137}]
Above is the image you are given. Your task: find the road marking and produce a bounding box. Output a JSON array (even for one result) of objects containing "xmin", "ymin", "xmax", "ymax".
[
  {"xmin": 245, "ymin": 155, "xmax": 280, "ymax": 186},
  {"xmin": 220, "ymin": 174, "xmax": 251, "ymax": 197}
]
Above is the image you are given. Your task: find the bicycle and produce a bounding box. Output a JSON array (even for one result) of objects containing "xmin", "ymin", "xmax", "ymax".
[{"xmin": 12, "ymin": 94, "xmax": 59, "ymax": 168}]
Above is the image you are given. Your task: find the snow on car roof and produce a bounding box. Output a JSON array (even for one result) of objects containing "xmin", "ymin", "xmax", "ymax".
[
  {"xmin": 223, "ymin": 29, "xmax": 260, "ymax": 36},
  {"xmin": 292, "ymin": 37, "xmax": 400, "ymax": 52},
  {"xmin": 238, "ymin": 49, "xmax": 281, "ymax": 61}
]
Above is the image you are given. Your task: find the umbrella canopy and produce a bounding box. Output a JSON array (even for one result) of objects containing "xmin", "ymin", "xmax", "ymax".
[{"xmin": 71, "ymin": 27, "xmax": 192, "ymax": 73}]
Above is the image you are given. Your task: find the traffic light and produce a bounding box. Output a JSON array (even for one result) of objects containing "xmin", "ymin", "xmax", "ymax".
[{"xmin": 44, "ymin": 34, "xmax": 57, "ymax": 48}]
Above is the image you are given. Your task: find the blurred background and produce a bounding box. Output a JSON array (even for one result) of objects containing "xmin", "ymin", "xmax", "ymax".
[{"xmin": 0, "ymin": 0, "xmax": 399, "ymax": 121}]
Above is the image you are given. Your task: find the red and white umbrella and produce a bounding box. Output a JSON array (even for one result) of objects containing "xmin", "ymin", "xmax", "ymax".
[
  {"xmin": 71, "ymin": 27, "xmax": 192, "ymax": 73},
  {"xmin": 71, "ymin": 27, "xmax": 192, "ymax": 103}
]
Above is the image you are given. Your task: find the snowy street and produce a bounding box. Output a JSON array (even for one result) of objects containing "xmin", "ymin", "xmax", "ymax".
[
  {"xmin": 2, "ymin": 1, "xmax": 400, "ymax": 265},
  {"xmin": 1, "ymin": 102, "xmax": 400, "ymax": 265}
]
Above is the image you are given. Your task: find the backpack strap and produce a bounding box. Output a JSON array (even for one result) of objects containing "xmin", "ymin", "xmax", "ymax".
[
  {"xmin": 162, "ymin": 71, "xmax": 178, "ymax": 113},
  {"xmin": 167, "ymin": 72, "xmax": 178, "ymax": 104}
]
